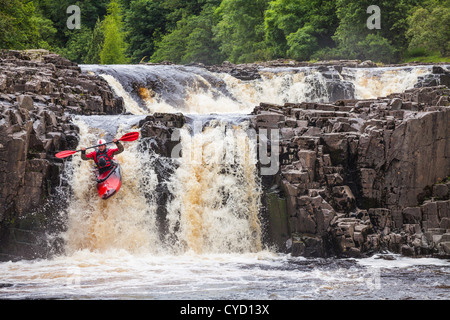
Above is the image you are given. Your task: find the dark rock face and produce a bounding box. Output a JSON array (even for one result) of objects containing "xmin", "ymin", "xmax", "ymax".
[
  {"xmin": 0, "ymin": 50, "xmax": 123, "ymax": 115},
  {"xmin": 254, "ymin": 85, "xmax": 450, "ymax": 258},
  {"xmin": 0, "ymin": 50, "xmax": 124, "ymax": 260},
  {"xmin": 137, "ymin": 112, "xmax": 186, "ymax": 240},
  {"xmin": 415, "ymin": 66, "xmax": 450, "ymax": 88},
  {"xmin": 139, "ymin": 112, "xmax": 186, "ymax": 157}
]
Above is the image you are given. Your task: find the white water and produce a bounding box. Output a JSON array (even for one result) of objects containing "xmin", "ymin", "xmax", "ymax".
[
  {"xmin": 1, "ymin": 64, "xmax": 449, "ymax": 301},
  {"xmin": 1, "ymin": 251, "xmax": 448, "ymax": 300},
  {"xmin": 87, "ymin": 64, "xmax": 438, "ymax": 114},
  {"xmin": 61, "ymin": 117, "xmax": 161, "ymax": 255},
  {"xmin": 341, "ymin": 66, "xmax": 432, "ymax": 99},
  {"xmin": 165, "ymin": 121, "xmax": 262, "ymax": 254}
]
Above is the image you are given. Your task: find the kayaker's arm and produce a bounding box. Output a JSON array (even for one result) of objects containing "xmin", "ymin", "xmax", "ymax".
[
  {"xmin": 81, "ymin": 148, "xmax": 88, "ymax": 160},
  {"xmin": 112, "ymin": 141, "xmax": 124, "ymax": 155},
  {"xmin": 81, "ymin": 148, "xmax": 95, "ymax": 161}
]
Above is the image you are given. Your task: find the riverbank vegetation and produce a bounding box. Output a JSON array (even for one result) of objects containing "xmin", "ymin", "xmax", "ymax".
[{"xmin": 1, "ymin": 0, "xmax": 449, "ymax": 65}]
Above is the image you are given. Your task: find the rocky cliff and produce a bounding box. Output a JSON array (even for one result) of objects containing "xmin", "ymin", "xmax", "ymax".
[
  {"xmin": 252, "ymin": 84, "xmax": 450, "ymax": 258},
  {"xmin": 0, "ymin": 50, "xmax": 124, "ymax": 260}
]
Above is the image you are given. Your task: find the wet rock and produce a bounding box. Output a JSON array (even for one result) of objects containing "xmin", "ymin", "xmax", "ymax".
[
  {"xmin": 389, "ymin": 98, "xmax": 402, "ymax": 110},
  {"xmin": 265, "ymin": 189, "xmax": 290, "ymax": 251},
  {"xmin": 433, "ymin": 184, "xmax": 449, "ymax": 200},
  {"xmin": 0, "ymin": 51, "xmax": 119, "ymax": 260},
  {"xmin": 401, "ymin": 245, "xmax": 415, "ymax": 256},
  {"xmin": 139, "ymin": 113, "xmax": 185, "ymax": 158},
  {"xmin": 0, "ymin": 50, "xmax": 123, "ymax": 115},
  {"xmin": 254, "ymin": 82, "xmax": 450, "ymax": 258},
  {"xmin": 415, "ymin": 66, "xmax": 450, "ymax": 88},
  {"xmin": 17, "ymin": 95, "xmax": 34, "ymax": 111},
  {"xmin": 204, "ymin": 61, "xmax": 261, "ymax": 80},
  {"xmin": 403, "ymin": 207, "xmax": 422, "ymax": 224}
]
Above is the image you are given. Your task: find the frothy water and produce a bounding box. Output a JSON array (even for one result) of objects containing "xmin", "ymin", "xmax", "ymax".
[
  {"xmin": 81, "ymin": 64, "xmax": 437, "ymax": 114},
  {"xmin": 0, "ymin": 251, "xmax": 448, "ymax": 300},
  {"xmin": 165, "ymin": 120, "xmax": 262, "ymax": 254},
  {"xmin": 341, "ymin": 66, "xmax": 433, "ymax": 99},
  {"xmin": 61, "ymin": 116, "xmax": 160, "ymax": 255},
  {"xmin": 58, "ymin": 114, "xmax": 263, "ymax": 257}
]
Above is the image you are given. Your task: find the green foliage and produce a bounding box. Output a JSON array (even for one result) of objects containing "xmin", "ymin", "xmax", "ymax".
[
  {"xmin": 125, "ymin": 0, "xmax": 170, "ymax": 63},
  {"xmin": 356, "ymin": 33, "xmax": 396, "ymax": 63},
  {"xmin": 264, "ymin": 0, "xmax": 338, "ymax": 59},
  {"xmin": 56, "ymin": 27, "xmax": 92, "ymax": 63},
  {"xmin": 213, "ymin": 0, "xmax": 271, "ymax": 63},
  {"xmin": 406, "ymin": 4, "xmax": 450, "ymax": 57},
  {"xmin": 402, "ymin": 50, "xmax": 450, "ymax": 63},
  {"xmin": 0, "ymin": 0, "xmax": 41, "ymax": 49},
  {"xmin": 151, "ymin": 18, "xmax": 190, "ymax": 63},
  {"xmin": 85, "ymin": 18, "xmax": 104, "ymax": 64},
  {"xmin": 100, "ymin": 0, "xmax": 129, "ymax": 64},
  {"xmin": 1, "ymin": 0, "xmax": 448, "ymax": 64},
  {"xmin": 151, "ymin": 2, "xmax": 223, "ymax": 65},
  {"xmin": 286, "ymin": 25, "xmax": 319, "ymax": 61},
  {"xmin": 332, "ymin": 0, "xmax": 426, "ymax": 62}
]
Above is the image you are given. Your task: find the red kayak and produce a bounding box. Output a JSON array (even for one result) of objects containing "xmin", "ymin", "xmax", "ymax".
[{"xmin": 95, "ymin": 163, "xmax": 122, "ymax": 200}]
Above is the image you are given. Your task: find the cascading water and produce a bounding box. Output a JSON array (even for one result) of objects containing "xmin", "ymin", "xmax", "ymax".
[
  {"xmin": 58, "ymin": 112, "xmax": 264, "ymax": 257},
  {"xmin": 81, "ymin": 64, "xmax": 439, "ymax": 115},
  {"xmin": 1, "ymin": 63, "xmax": 449, "ymax": 301},
  {"xmin": 340, "ymin": 65, "xmax": 434, "ymax": 99},
  {"xmin": 62, "ymin": 116, "xmax": 161, "ymax": 255},
  {"xmin": 164, "ymin": 120, "xmax": 262, "ymax": 254}
]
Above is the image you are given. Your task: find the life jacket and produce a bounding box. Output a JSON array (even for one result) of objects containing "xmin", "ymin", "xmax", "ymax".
[{"xmin": 96, "ymin": 149, "xmax": 113, "ymax": 170}]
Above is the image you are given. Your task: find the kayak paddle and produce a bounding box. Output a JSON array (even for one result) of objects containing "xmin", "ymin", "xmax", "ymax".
[{"xmin": 55, "ymin": 132, "xmax": 140, "ymax": 159}]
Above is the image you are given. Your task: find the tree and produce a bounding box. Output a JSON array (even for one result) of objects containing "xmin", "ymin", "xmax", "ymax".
[
  {"xmin": 0, "ymin": 0, "xmax": 41, "ymax": 49},
  {"xmin": 182, "ymin": 9, "xmax": 224, "ymax": 65},
  {"xmin": 100, "ymin": 0, "xmax": 129, "ymax": 64},
  {"xmin": 85, "ymin": 18, "xmax": 104, "ymax": 64},
  {"xmin": 162, "ymin": 0, "xmax": 206, "ymax": 31},
  {"xmin": 332, "ymin": 0, "xmax": 426, "ymax": 62},
  {"xmin": 356, "ymin": 33, "xmax": 396, "ymax": 63},
  {"xmin": 36, "ymin": 0, "xmax": 109, "ymax": 50},
  {"xmin": 125, "ymin": 0, "xmax": 170, "ymax": 63},
  {"xmin": 406, "ymin": 3, "xmax": 450, "ymax": 56},
  {"xmin": 264, "ymin": 0, "xmax": 338, "ymax": 59},
  {"xmin": 151, "ymin": 2, "xmax": 223, "ymax": 65},
  {"xmin": 213, "ymin": 0, "xmax": 271, "ymax": 63},
  {"xmin": 57, "ymin": 27, "xmax": 92, "ymax": 63},
  {"xmin": 286, "ymin": 25, "xmax": 319, "ymax": 61},
  {"xmin": 151, "ymin": 18, "xmax": 190, "ymax": 63}
]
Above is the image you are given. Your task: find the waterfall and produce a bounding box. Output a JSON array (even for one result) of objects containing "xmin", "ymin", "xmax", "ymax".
[
  {"xmin": 60, "ymin": 114, "xmax": 262, "ymax": 255},
  {"xmin": 62, "ymin": 116, "xmax": 161, "ymax": 255},
  {"xmin": 60, "ymin": 63, "xmax": 435, "ymax": 256},
  {"xmin": 165, "ymin": 120, "xmax": 262, "ymax": 254},
  {"xmin": 340, "ymin": 66, "xmax": 433, "ymax": 99},
  {"xmin": 2, "ymin": 62, "xmax": 449, "ymax": 300},
  {"xmin": 81, "ymin": 64, "xmax": 435, "ymax": 114},
  {"xmin": 82, "ymin": 64, "xmax": 253, "ymax": 114}
]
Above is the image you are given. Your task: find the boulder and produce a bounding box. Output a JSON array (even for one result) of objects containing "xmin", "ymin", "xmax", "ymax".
[
  {"xmin": 17, "ymin": 95, "xmax": 34, "ymax": 111},
  {"xmin": 433, "ymin": 184, "xmax": 449, "ymax": 199}
]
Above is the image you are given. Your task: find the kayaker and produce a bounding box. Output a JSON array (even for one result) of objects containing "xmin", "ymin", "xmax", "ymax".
[{"xmin": 81, "ymin": 138, "xmax": 124, "ymax": 174}]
